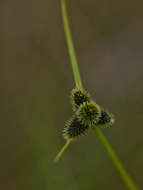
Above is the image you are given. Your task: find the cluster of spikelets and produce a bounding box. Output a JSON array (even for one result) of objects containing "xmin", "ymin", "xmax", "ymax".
[{"xmin": 63, "ymin": 88, "xmax": 115, "ymax": 140}]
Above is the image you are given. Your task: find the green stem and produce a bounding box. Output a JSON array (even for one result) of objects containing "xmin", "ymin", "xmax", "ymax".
[
  {"xmin": 61, "ymin": 0, "xmax": 139, "ymax": 189},
  {"xmin": 61, "ymin": 0, "xmax": 82, "ymax": 90},
  {"xmin": 93, "ymin": 127, "xmax": 138, "ymax": 190}
]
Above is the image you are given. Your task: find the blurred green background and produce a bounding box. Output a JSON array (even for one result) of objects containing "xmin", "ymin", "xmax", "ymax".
[{"xmin": 0, "ymin": 0, "xmax": 143, "ymax": 189}]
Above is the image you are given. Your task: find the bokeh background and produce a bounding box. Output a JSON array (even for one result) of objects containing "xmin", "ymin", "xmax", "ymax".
[{"xmin": 0, "ymin": 0, "xmax": 143, "ymax": 189}]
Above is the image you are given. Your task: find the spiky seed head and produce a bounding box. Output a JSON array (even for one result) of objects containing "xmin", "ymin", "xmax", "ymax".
[
  {"xmin": 95, "ymin": 109, "xmax": 115, "ymax": 128},
  {"xmin": 63, "ymin": 116, "xmax": 89, "ymax": 140},
  {"xmin": 77, "ymin": 101, "xmax": 101, "ymax": 126},
  {"xmin": 71, "ymin": 88, "xmax": 90, "ymax": 111}
]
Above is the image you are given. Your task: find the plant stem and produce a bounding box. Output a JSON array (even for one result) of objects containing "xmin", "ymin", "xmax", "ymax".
[
  {"xmin": 61, "ymin": 0, "xmax": 82, "ymax": 90},
  {"xmin": 93, "ymin": 127, "xmax": 138, "ymax": 190},
  {"xmin": 59, "ymin": 0, "xmax": 139, "ymax": 189}
]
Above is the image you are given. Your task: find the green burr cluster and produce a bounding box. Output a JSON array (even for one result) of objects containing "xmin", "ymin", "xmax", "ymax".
[{"xmin": 63, "ymin": 88, "xmax": 115, "ymax": 140}]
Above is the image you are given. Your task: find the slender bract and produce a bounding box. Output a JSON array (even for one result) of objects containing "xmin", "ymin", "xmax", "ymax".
[
  {"xmin": 54, "ymin": 1, "xmax": 139, "ymax": 190},
  {"xmin": 54, "ymin": 139, "xmax": 72, "ymax": 163}
]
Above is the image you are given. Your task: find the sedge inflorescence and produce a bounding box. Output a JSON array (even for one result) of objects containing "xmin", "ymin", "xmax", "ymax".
[{"xmin": 63, "ymin": 88, "xmax": 115, "ymax": 140}]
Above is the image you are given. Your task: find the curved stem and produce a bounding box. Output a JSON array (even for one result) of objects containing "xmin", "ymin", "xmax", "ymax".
[{"xmin": 60, "ymin": 0, "xmax": 139, "ymax": 189}]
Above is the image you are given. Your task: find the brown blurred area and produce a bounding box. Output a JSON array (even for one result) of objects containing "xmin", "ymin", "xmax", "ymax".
[{"xmin": 0, "ymin": 0, "xmax": 143, "ymax": 189}]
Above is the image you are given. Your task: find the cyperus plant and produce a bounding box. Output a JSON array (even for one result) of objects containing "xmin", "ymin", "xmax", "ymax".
[{"xmin": 54, "ymin": 0, "xmax": 139, "ymax": 190}]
